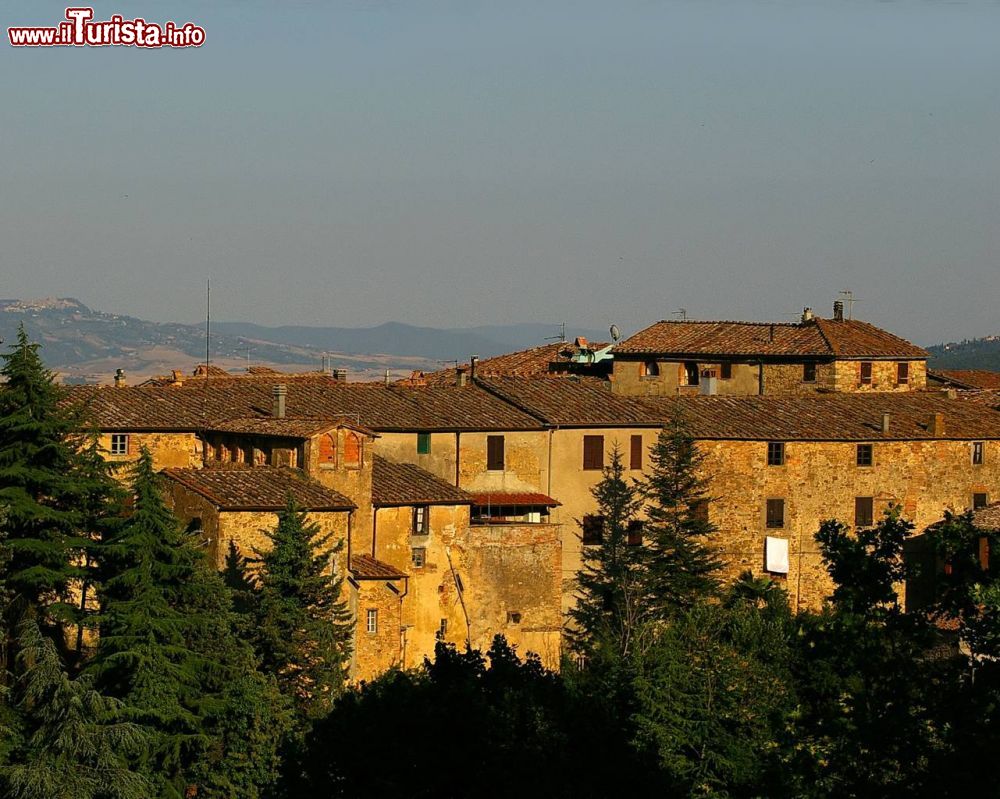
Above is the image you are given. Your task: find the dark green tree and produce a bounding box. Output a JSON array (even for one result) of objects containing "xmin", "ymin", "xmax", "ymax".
[
  {"xmin": 568, "ymin": 445, "xmax": 649, "ymax": 664},
  {"xmin": 4, "ymin": 615, "xmax": 149, "ymax": 799},
  {"xmin": 248, "ymin": 496, "xmax": 353, "ymax": 721},
  {"xmin": 639, "ymin": 412, "xmax": 721, "ymax": 617}
]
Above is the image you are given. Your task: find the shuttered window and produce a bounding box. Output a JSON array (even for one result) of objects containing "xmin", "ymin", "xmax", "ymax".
[
  {"xmin": 803, "ymin": 362, "xmax": 817, "ymax": 383},
  {"xmin": 417, "ymin": 432, "xmax": 431, "ymax": 455},
  {"xmin": 766, "ymin": 499, "xmax": 785, "ymax": 529},
  {"xmin": 582, "ymin": 515, "xmax": 604, "ymax": 545},
  {"xmin": 319, "ymin": 433, "xmax": 336, "ymax": 465},
  {"xmin": 897, "ymin": 362, "xmax": 909, "ymax": 385},
  {"xmin": 344, "ymin": 432, "xmax": 362, "ymax": 468},
  {"xmin": 627, "ymin": 520, "xmax": 644, "ymax": 546},
  {"xmin": 583, "ymin": 436, "xmax": 604, "ymax": 470},
  {"xmin": 860, "ymin": 362, "xmax": 873, "ymax": 385},
  {"xmin": 630, "ymin": 435, "xmax": 643, "ymax": 470},
  {"xmin": 855, "ymin": 497, "xmax": 874, "ymax": 527},
  {"xmin": 487, "ymin": 435, "xmax": 505, "ymax": 470}
]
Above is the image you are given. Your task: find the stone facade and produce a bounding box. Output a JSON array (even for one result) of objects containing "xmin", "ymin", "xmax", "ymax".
[{"xmin": 99, "ymin": 431, "xmax": 202, "ymax": 471}]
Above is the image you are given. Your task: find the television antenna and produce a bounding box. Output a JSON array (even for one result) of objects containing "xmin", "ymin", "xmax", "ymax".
[
  {"xmin": 839, "ymin": 290, "xmax": 861, "ymax": 320},
  {"xmin": 674, "ymin": 308, "xmax": 688, "ymax": 321},
  {"xmin": 545, "ymin": 323, "xmax": 567, "ymax": 343}
]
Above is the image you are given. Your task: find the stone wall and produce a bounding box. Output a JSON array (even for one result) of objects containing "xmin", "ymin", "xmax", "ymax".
[
  {"xmin": 832, "ymin": 360, "xmax": 928, "ymax": 393},
  {"xmin": 349, "ymin": 579, "xmax": 403, "ymax": 683},
  {"xmin": 100, "ymin": 431, "xmax": 202, "ymax": 474}
]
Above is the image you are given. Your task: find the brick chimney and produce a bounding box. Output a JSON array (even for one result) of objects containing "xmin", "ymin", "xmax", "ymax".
[
  {"xmin": 470, "ymin": 356, "xmax": 479, "ymax": 380},
  {"xmin": 332, "ymin": 369, "xmax": 347, "ymax": 382},
  {"xmin": 881, "ymin": 413, "xmax": 890, "ymax": 434},
  {"xmin": 272, "ymin": 384, "xmax": 287, "ymax": 419},
  {"xmin": 833, "ymin": 300, "xmax": 844, "ymax": 322},
  {"xmin": 801, "ymin": 307, "xmax": 814, "ymax": 323},
  {"xmin": 929, "ymin": 412, "xmax": 945, "ymax": 437},
  {"xmin": 456, "ymin": 367, "xmax": 468, "ymax": 387},
  {"xmin": 114, "ymin": 368, "xmax": 126, "ymax": 388}
]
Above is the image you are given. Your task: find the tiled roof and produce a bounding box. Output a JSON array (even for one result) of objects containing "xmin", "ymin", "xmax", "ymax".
[
  {"xmin": 67, "ymin": 380, "xmax": 542, "ymax": 433},
  {"xmin": 930, "ymin": 370, "xmax": 1000, "ymax": 391},
  {"xmin": 207, "ymin": 417, "xmax": 376, "ymax": 438},
  {"xmin": 974, "ymin": 503, "xmax": 1000, "ymax": 531},
  {"xmin": 650, "ymin": 392, "xmax": 1000, "ymax": 441},
  {"xmin": 477, "ymin": 376, "xmax": 665, "ymax": 427},
  {"xmin": 470, "ymin": 491, "xmax": 561, "ymax": 507},
  {"xmin": 372, "ymin": 456, "xmax": 472, "ymax": 507},
  {"xmin": 161, "ymin": 465, "xmax": 355, "ymax": 511},
  {"xmin": 349, "ymin": 554, "xmax": 407, "ymax": 580},
  {"xmin": 612, "ymin": 318, "xmax": 927, "ymax": 359},
  {"xmin": 424, "ymin": 341, "xmax": 611, "ymax": 385}
]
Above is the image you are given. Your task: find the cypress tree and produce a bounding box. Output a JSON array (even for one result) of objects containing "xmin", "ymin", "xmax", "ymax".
[
  {"xmin": 639, "ymin": 412, "xmax": 721, "ymax": 617},
  {"xmin": 568, "ymin": 445, "xmax": 650, "ymax": 663},
  {"xmin": 249, "ymin": 496, "xmax": 353, "ymax": 720}
]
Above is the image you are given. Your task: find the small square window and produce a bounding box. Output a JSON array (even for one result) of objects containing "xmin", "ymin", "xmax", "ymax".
[
  {"xmin": 766, "ymin": 499, "xmax": 785, "ymax": 529},
  {"xmin": 973, "ymin": 442, "xmax": 984, "ymax": 466},
  {"xmin": 897, "ymin": 362, "xmax": 909, "ymax": 385},
  {"xmin": 582, "ymin": 514, "xmax": 604, "ymax": 545},
  {"xmin": 720, "ymin": 362, "xmax": 733, "ymax": 380},
  {"xmin": 767, "ymin": 442, "xmax": 785, "ymax": 466},
  {"xmin": 507, "ymin": 611, "xmax": 522, "ymax": 624},
  {"xmin": 855, "ymin": 497, "xmax": 874, "ymax": 527},
  {"xmin": 803, "ymin": 363, "xmax": 817, "ymax": 383},
  {"xmin": 412, "ymin": 505, "xmax": 428, "ymax": 535},
  {"xmin": 973, "ymin": 493, "xmax": 989, "ymax": 511},
  {"xmin": 857, "ymin": 444, "xmax": 873, "ymax": 467},
  {"xmin": 627, "ymin": 520, "xmax": 643, "ymax": 546},
  {"xmin": 366, "ymin": 608, "xmax": 378, "ymax": 634},
  {"xmin": 412, "ymin": 547, "xmax": 426, "ymax": 568},
  {"xmin": 860, "ymin": 362, "xmax": 873, "ymax": 386},
  {"xmin": 110, "ymin": 434, "xmax": 129, "ymax": 456},
  {"xmin": 417, "ymin": 432, "xmax": 431, "ymax": 455}
]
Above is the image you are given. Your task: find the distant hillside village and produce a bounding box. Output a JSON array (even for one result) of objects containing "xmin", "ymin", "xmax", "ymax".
[{"xmin": 60, "ymin": 300, "xmax": 1000, "ymax": 680}]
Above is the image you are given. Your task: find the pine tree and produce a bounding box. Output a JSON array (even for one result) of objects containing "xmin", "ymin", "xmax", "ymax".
[
  {"xmin": 0, "ymin": 326, "xmax": 89, "ymax": 655},
  {"xmin": 249, "ymin": 496, "xmax": 353, "ymax": 720},
  {"xmin": 568, "ymin": 445, "xmax": 650, "ymax": 663},
  {"xmin": 5, "ymin": 615, "xmax": 149, "ymax": 799},
  {"xmin": 639, "ymin": 412, "xmax": 721, "ymax": 617}
]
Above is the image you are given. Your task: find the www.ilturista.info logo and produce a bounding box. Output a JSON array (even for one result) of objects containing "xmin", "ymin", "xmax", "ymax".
[{"xmin": 8, "ymin": 7, "xmax": 205, "ymax": 48}]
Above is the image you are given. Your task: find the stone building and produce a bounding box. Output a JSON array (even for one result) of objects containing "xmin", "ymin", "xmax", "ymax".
[{"xmin": 609, "ymin": 303, "xmax": 928, "ymax": 397}]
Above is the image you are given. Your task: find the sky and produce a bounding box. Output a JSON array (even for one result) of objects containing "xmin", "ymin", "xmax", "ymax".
[{"xmin": 1, "ymin": 1, "xmax": 998, "ymax": 345}]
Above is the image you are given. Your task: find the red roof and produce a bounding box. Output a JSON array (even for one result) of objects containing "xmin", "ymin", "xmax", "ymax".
[
  {"xmin": 470, "ymin": 491, "xmax": 560, "ymax": 507},
  {"xmin": 931, "ymin": 370, "xmax": 1000, "ymax": 391},
  {"xmin": 350, "ymin": 554, "xmax": 407, "ymax": 580}
]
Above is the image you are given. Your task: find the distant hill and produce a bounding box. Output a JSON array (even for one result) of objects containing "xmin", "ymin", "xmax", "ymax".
[
  {"xmin": 927, "ymin": 335, "xmax": 1000, "ymax": 372},
  {"xmin": 0, "ymin": 297, "xmax": 607, "ymax": 384}
]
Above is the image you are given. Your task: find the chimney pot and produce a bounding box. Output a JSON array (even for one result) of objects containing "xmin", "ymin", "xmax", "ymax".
[
  {"xmin": 929, "ymin": 412, "xmax": 945, "ymax": 437},
  {"xmin": 272, "ymin": 384, "xmax": 287, "ymax": 419},
  {"xmin": 114, "ymin": 368, "xmax": 126, "ymax": 388},
  {"xmin": 881, "ymin": 412, "xmax": 890, "ymax": 433},
  {"xmin": 833, "ymin": 300, "xmax": 845, "ymax": 322},
  {"xmin": 456, "ymin": 367, "xmax": 468, "ymax": 387},
  {"xmin": 470, "ymin": 356, "xmax": 479, "ymax": 380},
  {"xmin": 801, "ymin": 307, "xmax": 814, "ymax": 323},
  {"xmin": 332, "ymin": 369, "xmax": 348, "ymax": 383}
]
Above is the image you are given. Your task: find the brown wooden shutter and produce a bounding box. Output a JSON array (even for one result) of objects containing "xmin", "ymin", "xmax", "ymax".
[
  {"xmin": 583, "ymin": 435, "xmax": 604, "ymax": 470},
  {"xmin": 630, "ymin": 435, "xmax": 642, "ymax": 470},
  {"xmin": 487, "ymin": 435, "xmax": 505, "ymax": 471},
  {"xmin": 766, "ymin": 499, "xmax": 784, "ymax": 528},
  {"xmin": 319, "ymin": 433, "xmax": 336, "ymax": 464},
  {"xmin": 344, "ymin": 432, "xmax": 361, "ymax": 467},
  {"xmin": 855, "ymin": 497, "xmax": 874, "ymax": 527}
]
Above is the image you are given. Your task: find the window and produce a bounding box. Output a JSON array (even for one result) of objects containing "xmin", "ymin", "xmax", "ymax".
[
  {"xmin": 627, "ymin": 520, "xmax": 644, "ymax": 546},
  {"xmin": 855, "ymin": 497, "xmax": 874, "ymax": 527},
  {"xmin": 765, "ymin": 536, "xmax": 790, "ymax": 575},
  {"xmin": 692, "ymin": 499, "xmax": 709, "ymax": 523},
  {"xmin": 438, "ymin": 619, "xmax": 448, "ymax": 639},
  {"xmin": 641, "ymin": 361, "xmax": 660, "ymax": 377},
  {"xmin": 803, "ymin": 362, "xmax": 817, "ymax": 383},
  {"xmin": 857, "ymin": 444, "xmax": 873, "ymax": 467},
  {"xmin": 344, "ymin": 431, "xmax": 362, "ymax": 468},
  {"xmin": 974, "ymin": 493, "xmax": 989, "ymax": 511},
  {"xmin": 683, "ymin": 361, "xmax": 700, "ymax": 386},
  {"xmin": 366, "ymin": 609, "xmax": 378, "ymax": 634},
  {"xmin": 765, "ymin": 499, "xmax": 785, "ymax": 529},
  {"xmin": 720, "ymin": 362, "xmax": 733, "ymax": 380},
  {"xmin": 973, "ymin": 441, "xmax": 985, "ymax": 466},
  {"xmin": 583, "ymin": 435, "xmax": 604, "ymax": 470},
  {"xmin": 630, "ymin": 435, "xmax": 643, "ymax": 470},
  {"xmin": 507, "ymin": 611, "xmax": 522, "ymax": 624},
  {"xmin": 417, "ymin": 432, "xmax": 431, "ymax": 455},
  {"xmin": 767, "ymin": 442, "xmax": 785, "ymax": 466},
  {"xmin": 319, "ymin": 433, "xmax": 336, "ymax": 465},
  {"xmin": 487, "ymin": 435, "xmax": 505, "ymax": 471},
  {"xmin": 110, "ymin": 434, "xmax": 129, "ymax": 456},
  {"xmin": 411, "ymin": 547, "xmax": 426, "ymax": 568},
  {"xmin": 412, "ymin": 505, "xmax": 428, "ymax": 535},
  {"xmin": 860, "ymin": 362, "xmax": 873, "ymax": 386},
  {"xmin": 897, "ymin": 362, "xmax": 909, "ymax": 385},
  {"xmin": 582, "ymin": 514, "xmax": 604, "ymax": 545}
]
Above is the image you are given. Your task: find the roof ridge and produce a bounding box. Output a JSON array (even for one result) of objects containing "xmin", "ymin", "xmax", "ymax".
[{"xmin": 812, "ymin": 317, "xmax": 840, "ymax": 356}]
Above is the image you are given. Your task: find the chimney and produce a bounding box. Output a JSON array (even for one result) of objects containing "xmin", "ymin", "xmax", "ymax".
[
  {"xmin": 929, "ymin": 412, "xmax": 945, "ymax": 437},
  {"xmin": 385, "ymin": 369, "xmax": 391, "ymax": 385},
  {"xmin": 470, "ymin": 356, "xmax": 479, "ymax": 380},
  {"xmin": 833, "ymin": 300, "xmax": 844, "ymax": 322},
  {"xmin": 332, "ymin": 369, "xmax": 348, "ymax": 383},
  {"xmin": 456, "ymin": 367, "xmax": 468, "ymax": 387},
  {"xmin": 801, "ymin": 307, "xmax": 814, "ymax": 323},
  {"xmin": 272, "ymin": 384, "xmax": 287, "ymax": 419},
  {"xmin": 768, "ymin": 324, "xmax": 775, "ymax": 343},
  {"xmin": 114, "ymin": 368, "xmax": 126, "ymax": 388},
  {"xmin": 699, "ymin": 369, "xmax": 718, "ymax": 396},
  {"xmin": 574, "ymin": 337, "xmax": 588, "ymax": 349},
  {"xmin": 881, "ymin": 413, "xmax": 890, "ymax": 434}
]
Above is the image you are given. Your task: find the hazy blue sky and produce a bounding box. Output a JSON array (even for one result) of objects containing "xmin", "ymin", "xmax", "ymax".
[{"xmin": 1, "ymin": 1, "xmax": 997, "ymax": 344}]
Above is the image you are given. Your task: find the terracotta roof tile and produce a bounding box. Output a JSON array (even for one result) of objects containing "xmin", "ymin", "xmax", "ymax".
[
  {"xmin": 372, "ymin": 456, "xmax": 472, "ymax": 506},
  {"xmin": 612, "ymin": 318, "xmax": 926, "ymax": 359},
  {"xmin": 161, "ymin": 465, "xmax": 355, "ymax": 511},
  {"xmin": 349, "ymin": 554, "xmax": 407, "ymax": 580},
  {"xmin": 930, "ymin": 370, "xmax": 1000, "ymax": 391},
  {"xmin": 207, "ymin": 417, "xmax": 376, "ymax": 438},
  {"xmin": 974, "ymin": 503, "xmax": 1000, "ymax": 531},
  {"xmin": 469, "ymin": 491, "xmax": 560, "ymax": 507},
  {"xmin": 424, "ymin": 341, "xmax": 611, "ymax": 385}
]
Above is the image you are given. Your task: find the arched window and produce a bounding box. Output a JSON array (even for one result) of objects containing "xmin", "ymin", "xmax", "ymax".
[
  {"xmin": 319, "ymin": 433, "xmax": 337, "ymax": 466},
  {"xmin": 641, "ymin": 361, "xmax": 660, "ymax": 377},
  {"xmin": 344, "ymin": 431, "xmax": 362, "ymax": 468}
]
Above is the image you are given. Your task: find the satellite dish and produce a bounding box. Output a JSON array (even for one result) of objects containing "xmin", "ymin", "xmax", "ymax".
[{"xmin": 609, "ymin": 324, "xmax": 621, "ymax": 342}]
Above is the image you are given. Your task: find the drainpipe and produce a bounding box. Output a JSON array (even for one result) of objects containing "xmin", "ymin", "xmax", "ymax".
[
  {"xmin": 346, "ymin": 509, "xmax": 353, "ymax": 571},
  {"xmin": 547, "ymin": 427, "xmax": 556, "ymax": 500},
  {"xmin": 758, "ymin": 360, "xmax": 765, "ymax": 395},
  {"xmin": 398, "ymin": 577, "xmax": 409, "ymax": 668},
  {"xmin": 372, "ymin": 507, "xmax": 378, "ymax": 558},
  {"xmin": 455, "ymin": 431, "xmax": 461, "ymax": 487}
]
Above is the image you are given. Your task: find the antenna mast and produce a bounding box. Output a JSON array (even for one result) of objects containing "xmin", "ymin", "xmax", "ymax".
[
  {"xmin": 205, "ymin": 279, "xmax": 211, "ymax": 375},
  {"xmin": 838, "ymin": 289, "xmax": 860, "ymax": 320}
]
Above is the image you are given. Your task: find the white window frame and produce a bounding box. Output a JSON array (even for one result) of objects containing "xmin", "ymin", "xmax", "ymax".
[
  {"xmin": 366, "ymin": 608, "xmax": 377, "ymax": 634},
  {"xmin": 110, "ymin": 433, "xmax": 129, "ymax": 456},
  {"xmin": 973, "ymin": 441, "xmax": 985, "ymax": 466}
]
